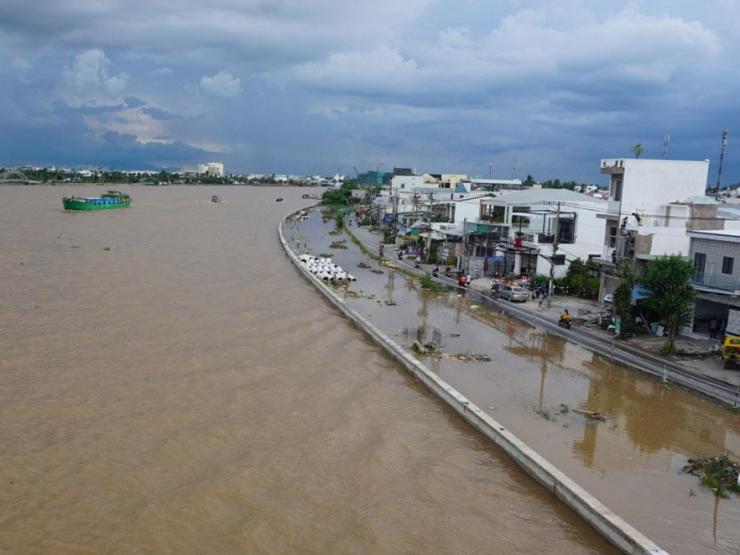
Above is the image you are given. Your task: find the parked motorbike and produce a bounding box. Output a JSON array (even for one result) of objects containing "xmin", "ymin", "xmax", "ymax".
[{"xmin": 558, "ymin": 318, "xmax": 571, "ymax": 330}]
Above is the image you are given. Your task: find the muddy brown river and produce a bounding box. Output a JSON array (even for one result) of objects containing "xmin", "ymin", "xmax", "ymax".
[{"xmin": 0, "ymin": 186, "xmax": 615, "ymax": 554}]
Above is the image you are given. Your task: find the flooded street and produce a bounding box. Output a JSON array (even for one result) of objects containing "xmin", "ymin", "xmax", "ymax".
[
  {"xmin": 0, "ymin": 186, "xmax": 615, "ymax": 554},
  {"xmin": 288, "ymin": 208, "xmax": 740, "ymax": 555}
]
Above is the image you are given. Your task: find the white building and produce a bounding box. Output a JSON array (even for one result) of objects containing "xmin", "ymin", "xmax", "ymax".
[
  {"xmin": 597, "ymin": 158, "xmax": 724, "ymax": 300},
  {"xmin": 601, "ymin": 158, "xmax": 709, "ymax": 260},
  {"xmin": 390, "ymin": 174, "xmax": 427, "ymax": 191},
  {"xmin": 197, "ymin": 162, "xmax": 225, "ymax": 177},
  {"xmin": 479, "ymin": 189, "xmax": 606, "ymax": 278}
]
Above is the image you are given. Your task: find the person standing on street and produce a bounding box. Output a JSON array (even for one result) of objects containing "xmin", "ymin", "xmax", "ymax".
[{"xmin": 709, "ymin": 317, "xmax": 719, "ymax": 339}]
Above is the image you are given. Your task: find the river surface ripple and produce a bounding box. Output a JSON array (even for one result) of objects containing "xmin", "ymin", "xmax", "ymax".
[{"xmin": 0, "ymin": 186, "xmax": 614, "ymax": 554}]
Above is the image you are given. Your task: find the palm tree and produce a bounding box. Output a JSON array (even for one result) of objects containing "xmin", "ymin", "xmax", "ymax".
[{"xmin": 632, "ymin": 144, "xmax": 645, "ymax": 158}]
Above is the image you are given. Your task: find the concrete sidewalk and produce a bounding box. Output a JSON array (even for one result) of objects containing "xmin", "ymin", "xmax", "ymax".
[{"xmin": 347, "ymin": 220, "xmax": 740, "ymax": 389}]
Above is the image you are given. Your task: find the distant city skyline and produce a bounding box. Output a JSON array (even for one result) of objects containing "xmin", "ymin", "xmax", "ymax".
[{"xmin": 0, "ymin": 1, "xmax": 738, "ymax": 185}]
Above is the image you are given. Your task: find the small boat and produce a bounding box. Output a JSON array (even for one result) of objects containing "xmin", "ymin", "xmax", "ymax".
[
  {"xmin": 275, "ymin": 197, "xmax": 284, "ymax": 202},
  {"xmin": 62, "ymin": 190, "xmax": 131, "ymax": 211},
  {"xmin": 302, "ymin": 194, "xmax": 311, "ymax": 199},
  {"xmin": 211, "ymin": 195, "xmax": 221, "ymax": 203}
]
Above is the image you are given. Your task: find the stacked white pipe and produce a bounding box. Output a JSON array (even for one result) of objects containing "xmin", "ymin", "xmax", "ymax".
[{"xmin": 298, "ymin": 254, "xmax": 356, "ymax": 282}]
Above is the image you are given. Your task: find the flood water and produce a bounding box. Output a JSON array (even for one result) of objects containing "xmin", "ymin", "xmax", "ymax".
[
  {"xmin": 289, "ymin": 207, "xmax": 740, "ymax": 555},
  {"xmin": 0, "ymin": 186, "xmax": 616, "ymax": 554}
]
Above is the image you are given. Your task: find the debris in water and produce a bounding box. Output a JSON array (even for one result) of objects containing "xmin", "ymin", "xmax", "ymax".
[
  {"xmin": 384, "ymin": 300, "xmax": 397, "ymax": 306},
  {"xmin": 683, "ymin": 455, "xmax": 740, "ymax": 497},
  {"xmin": 412, "ymin": 340, "xmax": 428, "ymax": 354},
  {"xmin": 358, "ymin": 262, "xmax": 371, "ymax": 269},
  {"xmin": 371, "ymin": 269, "xmax": 384, "ymax": 274},
  {"xmin": 470, "ymin": 305, "xmax": 480, "ymax": 310},
  {"xmin": 329, "ymin": 240, "xmax": 348, "ymax": 249},
  {"xmin": 574, "ymin": 409, "xmax": 606, "ymax": 421},
  {"xmin": 450, "ymin": 332, "xmax": 461, "ymax": 337},
  {"xmin": 103, "ymin": 246, "xmax": 111, "ymax": 251}
]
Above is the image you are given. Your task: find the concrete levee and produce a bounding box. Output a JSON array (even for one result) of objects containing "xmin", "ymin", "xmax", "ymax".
[{"xmin": 279, "ymin": 208, "xmax": 668, "ymax": 555}]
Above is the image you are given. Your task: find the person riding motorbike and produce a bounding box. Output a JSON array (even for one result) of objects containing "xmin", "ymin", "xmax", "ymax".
[
  {"xmin": 432, "ymin": 267, "xmax": 439, "ymax": 278},
  {"xmin": 559, "ymin": 309, "xmax": 571, "ymax": 329}
]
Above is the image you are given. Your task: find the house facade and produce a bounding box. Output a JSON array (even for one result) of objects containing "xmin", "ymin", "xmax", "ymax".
[{"xmin": 688, "ymin": 229, "xmax": 740, "ymax": 333}]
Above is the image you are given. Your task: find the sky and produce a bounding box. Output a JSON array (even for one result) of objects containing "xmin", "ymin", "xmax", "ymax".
[{"xmin": 1, "ymin": 0, "xmax": 739, "ymax": 183}]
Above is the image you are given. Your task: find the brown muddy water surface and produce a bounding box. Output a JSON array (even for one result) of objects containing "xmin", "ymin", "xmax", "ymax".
[
  {"xmin": 289, "ymin": 207, "xmax": 740, "ymax": 555},
  {"xmin": 0, "ymin": 186, "xmax": 615, "ymax": 554}
]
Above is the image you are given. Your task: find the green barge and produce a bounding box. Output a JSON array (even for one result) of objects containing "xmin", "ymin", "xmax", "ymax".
[{"xmin": 62, "ymin": 191, "xmax": 132, "ymax": 211}]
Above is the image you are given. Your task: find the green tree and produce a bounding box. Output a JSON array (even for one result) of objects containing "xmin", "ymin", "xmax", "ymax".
[
  {"xmin": 632, "ymin": 143, "xmax": 645, "ymax": 158},
  {"xmin": 642, "ymin": 255, "xmax": 696, "ymax": 352},
  {"xmin": 613, "ymin": 263, "xmax": 635, "ymax": 337},
  {"xmin": 523, "ymin": 174, "xmax": 535, "ymax": 187}
]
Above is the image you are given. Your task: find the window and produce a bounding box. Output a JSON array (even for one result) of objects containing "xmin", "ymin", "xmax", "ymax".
[
  {"xmin": 722, "ymin": 256, "xmax": 734, "ymax": 275},
  {"xmin": 694, "ymin": 252, "xmax": 706, "ymax": 280},
  {"xmin": 610, "ymin": 177, "xmax": 623, "ymax": 202}
]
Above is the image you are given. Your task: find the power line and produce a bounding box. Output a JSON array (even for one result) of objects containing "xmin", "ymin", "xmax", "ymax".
[{"xmin": 549, "ymin": 201, "xmax": 740, "ymax": 222}]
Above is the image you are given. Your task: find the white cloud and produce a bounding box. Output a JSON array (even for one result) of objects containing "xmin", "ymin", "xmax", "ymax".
[
  {"xmin": 61, "ymin": 49, "xmax": 129, "ymax": 107},
  {"xmin": 199, "ymin": 71, "xmax": 242, "ymax": 98}
]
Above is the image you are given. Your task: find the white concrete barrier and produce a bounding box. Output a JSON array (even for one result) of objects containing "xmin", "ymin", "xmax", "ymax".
[{"xmin": 278, "ymin": 211, "xmax": 668, "ymax": 555}]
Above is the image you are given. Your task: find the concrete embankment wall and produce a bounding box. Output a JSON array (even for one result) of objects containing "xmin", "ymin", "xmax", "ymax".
[{"xmin": 278, "ymin": 209, "xmax": 667, "ymax": 555}]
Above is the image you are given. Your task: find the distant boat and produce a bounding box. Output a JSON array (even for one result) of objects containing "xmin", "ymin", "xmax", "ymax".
[
  {"xmin": 276, "ymin": 197, "xmax": 284, "ymax": 202},
  {"xmin": 62, "ymin": 190, "xmax": 131, "ymax": 211},
  {"xmin": 211, "ymin": 195, "xmax": 221, "ymax": 203}
]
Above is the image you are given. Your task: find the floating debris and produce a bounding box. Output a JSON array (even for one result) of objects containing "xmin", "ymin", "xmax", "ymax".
[
  {"xmin": 384, "ymin": 300, "xmax": 397, "ymax": 306},
  {"xmin": 438, "ymin": 352, "xmax": 490, "ymax": 362},
  {"xmin": 329, "ymin": 240, "xmax": 348, "ymax": 249},
  {"xmin": 470, "ymin": 305, "xmax": 480, "ymax": 310},
  {"xmin": 684, "ymin": 455, "xmax": 740, "ymax": 497},
  {"xmin": 450, "ymin": 332, "xmax": 461, "ymax": 337},
  {"xmin": 357, "ymin": 262, "xmax": 371, "ymax": 269},
  {"xmin": 574, "ymin": 409, "xmax": 606, "ymax": 421},
  {"xmin": 371, "ymin": 269, "xmax": 384, "ymax": 274}
]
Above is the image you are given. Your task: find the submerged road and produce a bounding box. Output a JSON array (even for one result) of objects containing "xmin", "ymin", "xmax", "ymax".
[{"xmin": 288, "ymin": 207, "xmax": 740, "ymax": 555}]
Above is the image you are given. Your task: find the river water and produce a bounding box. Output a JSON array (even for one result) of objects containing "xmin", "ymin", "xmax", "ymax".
[
  {"xmin": 289, "ymin": 207, "xmax": 740, "ymax": 555},
  {"xmin": 0, "ymin": 186, "xmax": 615, "ymax": 554}
]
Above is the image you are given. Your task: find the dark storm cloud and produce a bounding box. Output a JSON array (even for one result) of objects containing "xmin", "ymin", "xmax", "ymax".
[{"xmin": 0, "ymin": 1, "xmax": 738, "ymax": 181}]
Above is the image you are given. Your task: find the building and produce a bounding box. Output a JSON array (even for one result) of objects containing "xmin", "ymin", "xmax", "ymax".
[
  {"xmin": 598, "ymin": 158, "xmax": 713, "ymax": 298},
  {"xmin": 197, "ymin": 162, "xmax": 225, "ymax": 177},
  {"xmin": 478, "ymin": 189, "xmax": 606, "ymax": 278},
  {"xmin": 456, "ymin": 177, "xmax": 525, "ymax": 193},
  {"xmin": 390, "ymin": 174, "xmax": 427, "ymax": 191},
  {"xmin": 688, "ymin": 229, "xmax": 740, "ymax": 334}
]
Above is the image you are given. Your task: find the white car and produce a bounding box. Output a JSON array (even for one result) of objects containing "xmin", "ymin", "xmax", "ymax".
[{"xmin": 603, "ymin": 293, "xmax": 613, "ymax": 304}]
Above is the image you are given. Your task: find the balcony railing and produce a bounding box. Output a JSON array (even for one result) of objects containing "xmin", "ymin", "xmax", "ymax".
[{"xmin": 691, "ymin": 273, "xmax": 740, "ymax": 293}]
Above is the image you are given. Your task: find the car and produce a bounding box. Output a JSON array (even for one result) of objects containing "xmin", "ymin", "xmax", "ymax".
[
  {"xmin": 722, "ymin": 335, "xmax": 740, "ymax": 368},
  {"xmin": 603, "ymin": 293, "xmax": 613, "ymax": 303},
  {"xmin": 500, "ymin": 284, "xmax": 528, "ymax": 302}
]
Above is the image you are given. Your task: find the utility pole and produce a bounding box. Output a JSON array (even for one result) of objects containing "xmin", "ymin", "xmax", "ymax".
[
  {"xmin": 426, "ymin": 192, "xmax": 434, "ymax": 262},
  {"xmin": 391, "ymin": 191, "xmax": 399, "ymax": 241},
  {"xmin": 716, "ymin": 129, "xmax": 729, "ymax": 192},
  {"xmin": 662, "ymin": 134, "xmax": 670, "ymax": 158},
  {"xmin": 547, "ymin": 201, "xmax": 561, "ymax": 308}
]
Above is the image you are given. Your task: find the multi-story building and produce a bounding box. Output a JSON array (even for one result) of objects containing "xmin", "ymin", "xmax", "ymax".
[
  {"xmin": 197, "ymin": 162, "xmax": 225, "ymax": 177},
  {"xmin": 478, "ymin": 188, "xmax": 606, "ymax": 277},
  {"xmin": 597, "ymin": 158, "xmax": 714, "ymax": 298},
  {"xmin": 688, "ymin": 229, "xmax": 740, "ymax": 334}
]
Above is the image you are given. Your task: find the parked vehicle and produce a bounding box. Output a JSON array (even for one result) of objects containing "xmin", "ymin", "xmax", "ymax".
[
  {"xmin": 500, "ymin": 284, "xmax": 528, "ymax": 302},
  {"xmin": 721, "ymin": 335, "xmax": 740, "ymax": 368},
  {"xmin": 558, "ymin": 318, "xmax": 572, "ymax": 330}
]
